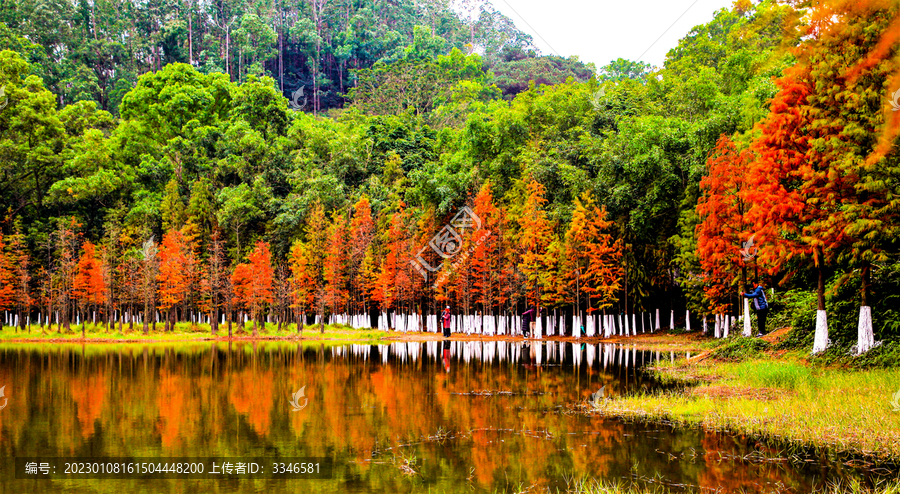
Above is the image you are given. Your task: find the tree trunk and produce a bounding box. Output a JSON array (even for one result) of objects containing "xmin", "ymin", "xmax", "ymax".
[
  {"xmin": 188, "ymin": 3, "xmax": 193, "ymax": 65},
  {"xmin": 812, "ymin": 259, "xmax": 829, "ymax": 354},
  {"xmin": 857, "ymin": 262, "xmax": 874, "ymax": 354}
]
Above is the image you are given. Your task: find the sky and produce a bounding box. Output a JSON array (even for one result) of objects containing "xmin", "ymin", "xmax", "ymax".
[{"xmin": 482, "ymin": 0, "xmax": 738, "ymax": 70}]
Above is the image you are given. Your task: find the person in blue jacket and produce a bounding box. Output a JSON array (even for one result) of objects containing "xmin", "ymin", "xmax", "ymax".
[{"xmin": 742, "ymin": 282, "xmax": 770, "ymax": 337}]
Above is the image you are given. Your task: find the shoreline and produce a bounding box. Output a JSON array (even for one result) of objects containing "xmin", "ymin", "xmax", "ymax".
[{"xmin": 0, "ymin": 325, "xmax": 710, "ymax": 350}]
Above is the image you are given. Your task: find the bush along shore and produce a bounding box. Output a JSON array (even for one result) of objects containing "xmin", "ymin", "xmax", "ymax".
[{"xmin": 579, "ymin": 326, "xmax": 900, "ymax": 467}]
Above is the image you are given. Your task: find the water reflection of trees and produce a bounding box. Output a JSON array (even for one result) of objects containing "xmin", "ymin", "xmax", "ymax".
[{"xmin": 0, "ymin": 343, "xmax": 823, "ymax": 493}]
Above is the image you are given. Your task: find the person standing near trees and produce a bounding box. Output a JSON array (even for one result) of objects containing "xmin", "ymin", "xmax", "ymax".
[
  {"xmin": 521, "ymin": 306, "xmax": 536, "ymax": 338},
  {"xmin": 742, "ymin": 282, "xmax": 770, "ymax": 337},
  {"xmin": 442, "ymin": 306, "xmax": 452, "ymax": 338}
]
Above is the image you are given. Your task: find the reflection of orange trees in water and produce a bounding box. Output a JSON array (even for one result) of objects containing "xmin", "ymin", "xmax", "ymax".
[
  {"xmin": 367, "ymin": 354, "xmax": 574, "ymax": 484},
  {"xmin": 155, "ymin": 368, "xmax": 219, "ymax": 450},
  {"xmin": 70, "ymin": 373, "xmax": 107, "ymax": 438},
  {"xmin": 568, "ymin": 415, "xmax": 620, "ymax": 477},
  {"xmin": 229, "ymin": 369, "xmax": 274, "ymax": 437},
  {"xmin": 698, "ymin": 430, "xmax": 803, "ymax": 492},
  {"xmin": 157, "ymin": 369, "xmax": 187, "ymax": 448}
]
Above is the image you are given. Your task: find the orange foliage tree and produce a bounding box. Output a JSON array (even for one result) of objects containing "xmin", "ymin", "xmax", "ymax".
[
  {"xmin": 156, "ymin": 230, "xmax": 193, "ymax": 332},
  {"xmin": 696, "ymin": 137, "xmax": 756, "ymax": 314},
  {"xmin": 563, "ymin": 192, "xmax": 623, "ymax": 318},
  {"xmin": 348, "ymin": 197, "xmax": 375, "ymax": 314},
  {"xmin": 517, "ymin": 179, "xmax": 555, "ymax": 307},
  {"xmin": 231, "ymin": 241, "xmax": 274, "ymax": 335},
  {"xmin": 0, "ymin": 235, "xmax": 15, "ymax": 326},
  {"xmin": 746, "ymin": 0, "xmax": 899, "ymax": 352},
  {"xmin": 322, "ymin": 211, "xmax": 349, "ymax": 317},
  {"xmin": 470, "ymin": 182, "xmax": 505, "ymax": 317},
  {"xmin": 73, "ymin": 241, "xmax": 107, "ymax": 334}
]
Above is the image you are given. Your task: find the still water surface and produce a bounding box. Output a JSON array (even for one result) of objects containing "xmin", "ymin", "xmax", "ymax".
[{"xmin": 0, "ymin": 341, "xmax": 881, "ymax": 492}]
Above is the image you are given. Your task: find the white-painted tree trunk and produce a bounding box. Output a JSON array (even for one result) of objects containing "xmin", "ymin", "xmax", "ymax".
[
  {"xmin": 703, "ymin": 315, "xmax": 707, "ymax": 335},
  {"xmin": 655, "ymin": 309, "xmax": 660, "ymax": 331},
  {"xmin": 743, "ymin": 298, "xmax": 752, "ymax": 337},
  {"xmin": 812, "ymin": 310, "xmax": 829, "ymax": 354},
  {"xmin": 723, "ymin": 315, "xmax": 730, "ymax": 338},
  {"xmin": 685, "ymin": 310, "xmax": 691, "ymax": 332},
  {"xmin": 535, "ymin": 313, "xmax": 543, "ymax": 339},
  {"xmin": 669, "ymin": 310, "xmax": 674, "ymax": 330},
  {"xmin": 856, "ymin": 306, "xmax": 874, "ymax": 354}
]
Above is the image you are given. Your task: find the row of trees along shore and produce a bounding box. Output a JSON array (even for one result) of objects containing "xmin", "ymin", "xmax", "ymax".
[{"xmin": 0, "ymin": 0, "xmax": 898, "ymax": 354}]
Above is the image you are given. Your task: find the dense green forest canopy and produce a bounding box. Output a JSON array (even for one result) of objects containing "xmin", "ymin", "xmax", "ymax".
[
  {"xmin": 0, "ymin": 0, "xmax": 592, "ymax": 112},
  {"xmin": 0, "ymin": 0, "xmax": 898, "ymax": 351}
]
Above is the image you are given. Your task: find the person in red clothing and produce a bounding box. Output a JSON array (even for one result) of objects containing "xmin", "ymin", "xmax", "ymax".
[{"xmin": 441, "ymin": 306, "xmax": 452, "ymax": 338}]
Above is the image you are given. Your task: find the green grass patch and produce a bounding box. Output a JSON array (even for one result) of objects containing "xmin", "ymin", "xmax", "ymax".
[{"xmin": 731, "ymin": 360, "xmax": 813, "ymax": 390}]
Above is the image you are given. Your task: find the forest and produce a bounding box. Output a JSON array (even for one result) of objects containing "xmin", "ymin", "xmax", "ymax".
[{"xmin": 0, "ymin": 0, "xmax": 898, "ymax": 356}]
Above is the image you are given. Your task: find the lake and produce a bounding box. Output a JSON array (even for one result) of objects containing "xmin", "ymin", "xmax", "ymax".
[{"xmin": 0, "ymin": 340, "xmax": 881, "ymax": 492}]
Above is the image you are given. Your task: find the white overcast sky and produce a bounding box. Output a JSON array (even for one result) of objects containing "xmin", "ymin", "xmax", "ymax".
[{"xmin": 482, "ymin": 0, "xmax": 738, "ymax": 70}]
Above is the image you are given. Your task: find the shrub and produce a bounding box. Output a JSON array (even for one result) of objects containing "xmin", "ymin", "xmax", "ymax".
[{"xmin": 710, "ymin": 336, "xmax": 771, "ymax": 361}]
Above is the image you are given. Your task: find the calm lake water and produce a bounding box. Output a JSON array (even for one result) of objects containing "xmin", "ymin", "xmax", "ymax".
[{"xmin": 0, "ymin": 340, "xmax": 882, "ymax": 493}]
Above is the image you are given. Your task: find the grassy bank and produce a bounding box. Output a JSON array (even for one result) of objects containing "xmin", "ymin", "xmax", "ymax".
[
  {"xmin": 584, "ymin": 336, "xmax": 900, "ymax": 462},
  {"xmin": 0, "ymin": 321, "xmax": 391, "ymax": 344}
]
